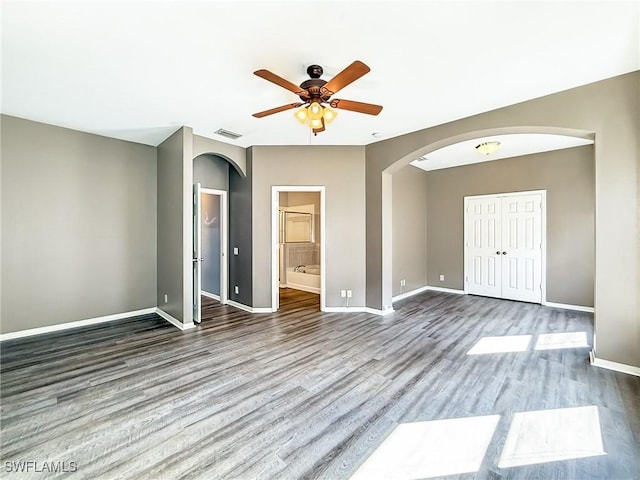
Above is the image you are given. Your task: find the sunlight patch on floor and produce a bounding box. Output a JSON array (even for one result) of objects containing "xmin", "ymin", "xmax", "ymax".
[
  {"xmin": 498, "ymin": 405, "xmax": 606, "ymax": 468},
  {"xmin": 467, "ymin": 335, "xmax": 532, "ymax": 355},
  {"xmin": 534, "ymin": 331, "xmax": 589, "ymax": 350},
  {"xmin": 350, "ymin": 415, "xmax": 500, "ymax": 480}
]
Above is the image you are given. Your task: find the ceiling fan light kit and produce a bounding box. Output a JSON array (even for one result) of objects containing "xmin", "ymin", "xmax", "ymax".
[{"xmin": 253, "ymin": 61, "xmax": 383, "ymax": 135}]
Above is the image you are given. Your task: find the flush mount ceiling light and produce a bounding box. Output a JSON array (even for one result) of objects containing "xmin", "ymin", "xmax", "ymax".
[
  {"xmin": 252, "ymin": 61, "xmax": 383, "ymax": 135},
  {"xmin": 475, "ymin": 141, "xmax": 501, "ymax": 155}
]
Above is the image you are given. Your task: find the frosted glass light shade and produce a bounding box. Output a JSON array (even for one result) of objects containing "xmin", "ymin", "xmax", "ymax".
[
  {"xmin": 294, "ymin": 107, "xmax": 308, "ymax": 124},
  {"xmin": 322, "ymin": 106, "xmax": 337, "ymax": 124},
  {"xmin": 308, "ymin": 102, "xmax": 323, "ymax": 120},
  {"xmin": 309, "ymin": 118, "xmax": 323, "ymax": 129}
]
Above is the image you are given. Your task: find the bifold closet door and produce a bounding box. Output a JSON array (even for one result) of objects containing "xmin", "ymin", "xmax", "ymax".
[{"xmin": 465, "ymin": 193, "xmax": 543, "ymax": 303}]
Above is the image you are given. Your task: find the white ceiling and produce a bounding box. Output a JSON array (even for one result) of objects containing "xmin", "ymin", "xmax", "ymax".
[
  {"xmin": 1, "ymin": 1, "xmax": 638, "ymax": 148},
  {"xmin": 410, "ymin": 133, "xmax": 594, "ymax": 172}
]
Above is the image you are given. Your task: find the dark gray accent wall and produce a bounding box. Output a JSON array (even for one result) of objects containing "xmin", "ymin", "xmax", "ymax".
[
  {"xmin": 426, "ymin": 146, "xmax": 594, "ymax": 306},
  {"xmin": 228, "ymin": 148, "xmax": 253, "ymax": 306},
  {"xmin": 365, "ymin": 71, "xmax": 639, "ymax": 368},
  {"xmin": 0, "ymin": 115, "xmax": 157, "ymax": 334},
  {"xmin": 193, "ymin": 154, "xmax": 229, "ymax": 191},
  {"xmin": 392, "ymin": 166, "xmax": 428, "ymax": 297},
  {"xmin": 250, "ymin": 146, "xmax": 366, "ymax": 309},
  {"xmin": 157, "ymin": 128, "xmax": 188, "ymax": 322}
]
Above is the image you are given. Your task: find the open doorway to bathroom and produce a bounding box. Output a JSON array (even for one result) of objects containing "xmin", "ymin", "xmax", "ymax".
[{"xmin": 271, "ymin": 186, "xmax": 326, "ymax": 312}]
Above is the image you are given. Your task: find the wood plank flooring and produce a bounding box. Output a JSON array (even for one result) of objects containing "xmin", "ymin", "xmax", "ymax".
[{"xmin": 1, "ymin": 291, "xmax": 639, "ymax": 479}]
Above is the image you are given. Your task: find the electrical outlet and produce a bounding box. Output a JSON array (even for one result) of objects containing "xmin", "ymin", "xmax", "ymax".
[
  {"xmin": 347, "ymin": 290, "xmax": 352, "ymax": 298},
  {"xmin": 440, "ymin": 274, "xmax": 445, "ymax": 281},
  {"xmin": 233, "ymin": 247, "xmax": 239, "ymax": 255},
  {"xmin": 341, "ymin": 290, "xmax": 346, "ymax": 298},
  {"xmin": 164, "ymin": 294, "xmax": 168, "ymax": 304},
  {"xmin": 400, "ymin": 279, "xmax": 406, "ymax": 287},
  {"xmin": 234, "ymin": 285, "xmax": 239, "ymax": 294}
]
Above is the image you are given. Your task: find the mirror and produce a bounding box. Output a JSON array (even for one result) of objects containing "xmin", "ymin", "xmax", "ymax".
[{"xmin": 284, "ymin": 211, "xmax": 314, "ymax": 243}]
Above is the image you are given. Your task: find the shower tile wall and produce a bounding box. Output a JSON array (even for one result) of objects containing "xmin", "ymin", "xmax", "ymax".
[{"xmin": 286, "ymin": 244, "xmax": 320, "ymax": 268}]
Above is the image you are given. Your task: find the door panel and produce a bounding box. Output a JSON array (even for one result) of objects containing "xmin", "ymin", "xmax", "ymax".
[
  {"xmin": 466, "ymin": 197, "xmax": 502, "ymax": 298},
  {"xmin": 500, "ymin": 194, "xmax": 542, "ymax": 303}
]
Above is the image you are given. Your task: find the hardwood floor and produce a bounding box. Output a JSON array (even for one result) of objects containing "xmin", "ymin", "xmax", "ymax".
[{"xmin": 1, "ymin": 291, "xmax": 638, "ymax": 479}]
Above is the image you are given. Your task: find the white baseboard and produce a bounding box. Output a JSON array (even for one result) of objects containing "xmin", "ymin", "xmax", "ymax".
[
  {"xmin": 426, "ymin": 286, "xmax": 465, "ymax": 295},
  {"xmin": 392, "ymin": 286, "xmax": 430, "ymax": 302},
  {"xmin": 590, "ymin": 351, "xmax": 640, "ymax": 377},
  {"xmin": 286, "ymin": 283, "xmax": 321, "ymax": 294},
  {"xmin": 323, "ymin": 306, "xmax": 394, "ymax": 316},
  {"xmin": 364, "ymin": 307, "xmax": 395, "ymax": 316},
  {"xmin": 392, "ymin": 285, "xmax": 465, "ymax": 303},
  {"xmin": 543, "ymin": 301, "xmax": 594, "ymax": 313},
  {"xmin": 0, "ymin": 307, "xmax": 157, "ymax": 341},
  {"xmin": 227, "ymin": 300, "xmax": 272, "ymax": 314},
  {"xmin": 201, "ymin": 291, "xmax": 220, "ymax": 301},
  {"xmin": 155, "ymin": 308, "xmax": 195, "ymax": 330}
]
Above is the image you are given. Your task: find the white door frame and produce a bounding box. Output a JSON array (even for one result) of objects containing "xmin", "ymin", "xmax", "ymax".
[
  {"xmin": 463, "ymin": 189, "xmax": 547, "ymax": 304},
  {"xmin": 199, "ymin": 187, "xmax": 229, "ymax": 306},
  {"xmin": 271, "ymin": 186, "xmax": 326, "ymax": 312}
]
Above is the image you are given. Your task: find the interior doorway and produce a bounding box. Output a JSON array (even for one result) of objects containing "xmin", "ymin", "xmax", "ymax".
[
  {"xmin": 193, "ymin": 184, "xmax": 228, "ymax": 323},
  {"xmin": 271, "ymin": 186, "xmax": 326, "ymax": 312},
  {"xmin": 464, "ymin": 190, "xmax": 546, "ymax": 303}
]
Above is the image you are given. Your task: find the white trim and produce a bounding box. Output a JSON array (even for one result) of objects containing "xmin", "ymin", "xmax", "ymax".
[
  {"xmin": 590, "ymin": 351, "xmax": 640, "ymax": 377},
  {"xmin": 425, "ymin": 286, "xmax": 465, "ymax": 295},
  {"xmin": 0, "ymin": 307, "xmax": 157, "ymax": 341},
  {"xmin": 543, "ymin": 301, "xmax": 594, "ymax": 313},
  {"xmin": 322, "ymin": 306, "xmax": 394, "ymax": 316},
  {"xmin": 365, "ymin": 307, "xmax": 395, "ymax": 316},
  {"xmin": 226, "ymin": 300, "xmax": 272, "ymax": 314},
  {"xmin": 201, "ymin": 291, "xmax": 221, "ymax": 301},
  {"xmin": 156, "ymin": 308, "xmax": 196, "ymax": 330},
  {"xmin": 272, "ymin": 186, "xmax": 326, "ymax": 313},
  {"xmin": 392, "ymin": 286, "xmax": 430, "ymax": 302},
  {"xmin": 286, "ymin": 283, "xmax": 321, "ymax": 294}
]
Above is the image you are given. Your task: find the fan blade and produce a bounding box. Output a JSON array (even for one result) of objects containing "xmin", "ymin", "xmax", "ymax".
[
  {"xmin": 252, "ymin": 102, "xmax": 303, "ymax": 118},
  {"xmin": 321, "ymin": 61, "xmax": 370, "ymax": 96},
  {"xmin": 254, "ymin": 69, "xmax": 307, "ymax": 96},
  {"xmin": 312, "ymin": 117, "xmax": 326, "ymax": 135},
  {"xmin": 329, "ymin": 99, "xmax": 383, "ymax": 115}
]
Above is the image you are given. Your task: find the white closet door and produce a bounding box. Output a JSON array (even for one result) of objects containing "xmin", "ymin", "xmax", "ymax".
[
  {"xmin": 465, "ymin": 191, "xmax": 543, "ymax": 304},
  {"xmin": 465, "ymin": 196, "xmax": 503, "ymax": 298},
  {"xmin": 500, "ymin": 194, "xmax": 542, "ymax": 303}
]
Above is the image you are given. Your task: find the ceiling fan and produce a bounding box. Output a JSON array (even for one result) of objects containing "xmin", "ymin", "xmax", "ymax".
[{"xmin": 252, "ymin": 60, "xmax": 383, "ymax": 134}]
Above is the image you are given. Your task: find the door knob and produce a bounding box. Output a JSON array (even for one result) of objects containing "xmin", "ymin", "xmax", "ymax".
[
  {"xmin": 502, "ymin": 251, "xmax": 507, "ymax": 255},
  {"xmin": 496, "ymin": 251, "xmax": 500, "ymax": 255}
]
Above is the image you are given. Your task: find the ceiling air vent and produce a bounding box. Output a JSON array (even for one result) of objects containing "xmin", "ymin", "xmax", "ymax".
[{"xmin": 214, "ymin": 128, "xmax": 243, "ymax": 140}]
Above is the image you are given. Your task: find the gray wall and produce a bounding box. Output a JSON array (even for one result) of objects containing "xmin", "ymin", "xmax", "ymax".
[
  {"xmin": 193, "ymin": 153, "xmax": 229, "ymax": 191},
  {"xmin": 392, "ymin": 166, "xmax": 428, "ymax": 297},
  {"xmin": 228, "ymin": 149, "xmax": 253, "ymax": 306},
  {"xmin": 1, "ymin": 115, "xmax": 157, "ymax": 334},
  {"xmin": 157, "ymin": 128, "xmax": 190, "ymax": 323},
  {"xmin": 251, "ymin": 146, "xmax": 366, "ymax": 309},
  {"xmin": 365, "ymin": 71, "xmax": 639, "ymax": 368},
  {"xmin": 193, "ymin": 134, "xmax": 246, "ymax": 177},
  {"xmin": 426, "ymin": 146, "xmax": 594, "ymax": 306}
]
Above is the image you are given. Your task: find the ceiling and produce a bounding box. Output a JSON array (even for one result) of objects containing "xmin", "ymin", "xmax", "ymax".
[
  {"xmin": 410, "ymin": 133, "xmax": 594, "ymax": 172},
  {"xmin": 2, "ymin": 1, "xmax": 638, "ymax": 149}
]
